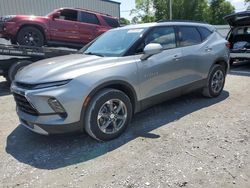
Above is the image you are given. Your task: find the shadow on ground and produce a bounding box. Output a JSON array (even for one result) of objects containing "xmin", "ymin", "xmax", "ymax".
[
  {"xmin": 5, "ymin": 91, "xmax": 229, "ymax": 170},
  {"xmin": 230, "ymin": 61, "xmax": 250, "ymax": 77}
]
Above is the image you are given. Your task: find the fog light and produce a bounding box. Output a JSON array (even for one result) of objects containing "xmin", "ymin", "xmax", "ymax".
[{"xmin": 48, "ymin": 98, "xmax": 67, "ymax": 118}]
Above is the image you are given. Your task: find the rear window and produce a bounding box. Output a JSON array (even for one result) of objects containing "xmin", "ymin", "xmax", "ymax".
[
  {"xmin": 178, "ymin": 26, "xmax": 202, "ymax": 47},
  {"xmin": 197, "ymin": 27, "xmax": 213, "ymax": 41},
  {"xmin": 80, "ymin": 12, "xmax": 100, "ymax": 25},
  {"xmin": 102, "ymin": 16, "xmax": 119, "ymax": 27}
]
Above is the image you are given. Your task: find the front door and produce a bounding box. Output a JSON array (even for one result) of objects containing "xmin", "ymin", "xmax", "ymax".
[
  {"xmin": 49, "ymin": 9, "xmax": 80, "ymax": 43},
  {"xmin": 135, "ymin": 26, "xmax": 184, "ymax": 100}
]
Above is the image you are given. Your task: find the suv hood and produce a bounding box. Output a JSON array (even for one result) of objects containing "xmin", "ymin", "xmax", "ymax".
[
  {"xmin": 15, "ymin": 54, "xmax": 119, "ymax": 84},
  {"xmin": 224, "ymin": 11, "xmax": 250, "ymax": 27}
]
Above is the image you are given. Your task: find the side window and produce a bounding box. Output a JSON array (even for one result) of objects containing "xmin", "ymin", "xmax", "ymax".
[
  {"xmin": 197, "ymin": 27, "xmax": 213, "ymax": 41},
  {"xmin": 102, "ymin": 16, "xmax": 120, "ymax": 27},
  {"xmin": 58, "ymin": 9, "xmax": 78, "ymax": 22},
  {"xmin": 136, "ymin": 26, "xmax": 176, "ymax": 54},
  {"xmin": 80, "ymin": 12, "xmax": 100, "ymax": 25},
  {"xmin": 178, "ymin": 26, "xmax": 202, "ymax": 47}
]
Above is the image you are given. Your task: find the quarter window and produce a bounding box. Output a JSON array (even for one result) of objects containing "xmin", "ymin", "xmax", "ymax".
[
  {"xmin": 80, "ymin": 12, "xmax": 100, "ymax": 25},
  {"xmin": 178, "ymin": 26, "xmax": 202, "ymax": 47},
  {"xmin": 197, "ymin": 27, "xmax": 212, "ymax": 41},
  {"xmin": 102, "ymin": 16, "xmax": 119, "ymax": 27}
]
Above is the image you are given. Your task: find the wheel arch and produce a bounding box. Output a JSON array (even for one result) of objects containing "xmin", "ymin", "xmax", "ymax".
[
  {"xmin": 80, "ymin": 80, "xmax": 140, "ymax": 131},
  {"xmin": 86, "ymin": 80, "xmax": 139, "ymax": 114},
  {"xmin": 17, "ymin": 24, "xmax": 47, "ymax": 42},
  {"xmin": 213, "ymin": 58, "xmax": 229, "ymax": 73}
]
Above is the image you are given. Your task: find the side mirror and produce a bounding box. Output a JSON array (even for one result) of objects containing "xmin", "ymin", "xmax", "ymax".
[
  {"xmin": 141, "ymin": 43, "xmax": 163, "ymax": 60},
  {"xmin": 52, "ymin": 12, "xmax": 60, "ymax": 20}
]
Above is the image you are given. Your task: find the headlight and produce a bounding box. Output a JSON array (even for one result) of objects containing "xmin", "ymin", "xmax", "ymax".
[
  {"xmin": 32, "ymin": 80, "xmax": 72, "ymax": 89},
  {"xmin": 0, "ymin": 15, "xmax": 16, "ymax": 22}
]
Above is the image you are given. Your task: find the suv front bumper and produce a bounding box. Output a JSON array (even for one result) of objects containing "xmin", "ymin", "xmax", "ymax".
[{"xmin": 11, "ymin": 80, "xmax": 90, "ymax": 135}]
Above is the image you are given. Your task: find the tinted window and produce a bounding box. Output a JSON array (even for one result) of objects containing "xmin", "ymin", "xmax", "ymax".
[
  {"xmin": 80, "ymin": 12, "xmax": 100, "ymax": 25},
  {"xmin": 102, "ymin": 16, "xmax": 119, "ymax": 27},
  {"xmin": 198, "ymin": 27, "xmax": 212, "ymax": 41},
  {"xmin": 178, "ymin": 26, "xmax": 202, "ymax": 47},
  {"xmin": 58, "ymin": 9, "xmax": 78, "ymax": 21},
  {"xmin": 135, "ymin": 27, "xmax": 176, "ymax": 54}
]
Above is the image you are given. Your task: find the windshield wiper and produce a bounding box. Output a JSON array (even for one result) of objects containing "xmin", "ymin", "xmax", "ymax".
[{"xmin": 84, "ymin": 52, "xmax": 104, "ymax": 57}]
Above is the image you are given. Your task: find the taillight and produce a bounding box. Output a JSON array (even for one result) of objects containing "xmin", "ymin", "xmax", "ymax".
[{"xmin": 226, "ymin": 42, "xmax": 231, "ymax": 49}]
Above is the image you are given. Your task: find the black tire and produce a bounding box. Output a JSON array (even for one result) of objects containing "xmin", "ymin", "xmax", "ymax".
[
  {"xmin": 8, "ymin": 60, "xmax": 32, "ymax": 82},
  {"xmin": 229, "ymin": 59, "xmax": 234, "ymax": 67},
  {"xmin": 85, "ymin": 89, "xmax": 132, "ymax": 141},
  {"xmin": 17, "ymin": 26, "xmax": 44, "ymax": 47},
  {"xmin": 202, "ymin": 64, "xmax": 226, "ymax": 98}
]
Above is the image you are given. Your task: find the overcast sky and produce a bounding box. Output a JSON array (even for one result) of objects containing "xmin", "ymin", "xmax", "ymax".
[{"xmin": 116, "ymin": 0, "xmax": 248, "ymax": 20}]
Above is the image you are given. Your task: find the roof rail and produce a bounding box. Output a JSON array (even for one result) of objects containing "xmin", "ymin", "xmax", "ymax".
[{"xmin": 157, "ymin": 19, "xmax": 208, "ymax": 24}]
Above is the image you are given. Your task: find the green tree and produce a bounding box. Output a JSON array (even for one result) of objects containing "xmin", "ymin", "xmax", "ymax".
[
  {"xmin": 209, "ymin": 0, "xmax": 235, "ymax": 24},
  {"xmin": 154, "ymin": 0, "xmax": 210, "ymax": 22},
  {"xmin": 130, "ymin": 0, "xmax": 155, "ymax": 23},
  {"xmin": 119, "ymin": 17, "xmax": 130, "ymax": 25}
]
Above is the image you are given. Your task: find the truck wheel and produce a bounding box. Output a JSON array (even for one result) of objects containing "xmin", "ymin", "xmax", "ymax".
[
  {"xmin": 8, "ymin": 60, "xmax": 32, "ymax": 82},
  {"xmin": 202, "ymin": 64, "xmax": 226, "ymax": 98},
  {"xmin": 17, "ymin": 26, "xmax": 44, "ymax": 47},
  {"xmin": 85, "ymin": 89, "xmax": 132, "ymax": 141}
]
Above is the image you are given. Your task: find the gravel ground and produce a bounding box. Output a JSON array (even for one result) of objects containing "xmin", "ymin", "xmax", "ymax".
[{"xmin": 0, "ymin": 64, "xmax": 250, "ymax": 188}]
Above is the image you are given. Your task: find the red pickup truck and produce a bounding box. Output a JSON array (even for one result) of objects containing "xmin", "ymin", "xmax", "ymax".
[{"xmin": 0, "ymin": 8, "xmax": 119, "ymax": 48}]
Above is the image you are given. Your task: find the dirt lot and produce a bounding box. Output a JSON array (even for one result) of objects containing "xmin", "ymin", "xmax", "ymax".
[{"xmin": 0, "ymin": 63, "xmax": 250, "ymax": 188}]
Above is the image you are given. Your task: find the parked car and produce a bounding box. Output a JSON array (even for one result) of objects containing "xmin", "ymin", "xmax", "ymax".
[
  {"xmin": 224, "ymin": 11, "xmax": 250, "ymax": 65},
  {"xmin": 0, "ymin": 8, "xmax": 119, "ymax": 48},
  {"xmin": 11, "ymin": 21, "xmax": 230, "ymax": 141}
]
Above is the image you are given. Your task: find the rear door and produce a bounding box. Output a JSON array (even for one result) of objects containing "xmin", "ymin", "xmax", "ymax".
[
  {"xmin": 176, "ymin": 25, "xmax": 213, "ymax": 82},
  {"xmin": 49, "ymin": 9, "xmax": 80, "ymax": 43},
  {"xmin": 224, "ymin": 11, "xmax": 250, "ymax": 27},
  {"xmin": 78, "ymin": 11, "xmax": 101, "ymax": 44}
]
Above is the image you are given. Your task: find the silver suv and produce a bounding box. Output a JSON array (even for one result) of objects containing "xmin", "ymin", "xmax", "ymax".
[{"xmin": 11, "ymin": 22, "xmax": 230, "ymax": 141}]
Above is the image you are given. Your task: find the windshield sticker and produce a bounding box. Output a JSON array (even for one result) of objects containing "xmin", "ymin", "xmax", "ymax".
[{"xmin": 127, "ymin": 29, "xmax": 144, "ymax": 33}]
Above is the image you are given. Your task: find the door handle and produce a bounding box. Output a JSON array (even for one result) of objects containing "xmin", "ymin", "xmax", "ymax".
[{"xmin": 205, "ymin": 46, "xmax": 212, "ymax": 52}]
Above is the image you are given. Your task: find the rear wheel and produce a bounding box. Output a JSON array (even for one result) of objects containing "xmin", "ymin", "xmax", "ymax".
[
  {"xmin": 202, "ymin": 64, "xmax": 226, "ymax": 98},
  {"xmin": 17, "ymin": 26, "xmax": 44, "ymax": 47},
  {"xmin": 85, "ymin": 89, "xmax": 132, "ymax": 141}
]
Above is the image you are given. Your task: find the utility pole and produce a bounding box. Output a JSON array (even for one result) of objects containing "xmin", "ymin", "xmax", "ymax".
[{"xmin": 170, "ymin": 0, "xmax": 172, "ymax": 20}]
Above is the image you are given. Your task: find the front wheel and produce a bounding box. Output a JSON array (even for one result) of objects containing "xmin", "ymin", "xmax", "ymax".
[
  {"xmin": 17, "ymin": 26, "xmax": 44, "ymax": 47},
  {"xmin": 202, "ymin": 64, "xmax": 226, "ymax": 98},
  {"xmin": 85, "ymin": 89, "xmax": 132, "ymax": 141}
]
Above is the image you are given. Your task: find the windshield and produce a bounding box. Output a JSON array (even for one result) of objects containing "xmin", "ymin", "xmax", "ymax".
[{"xmin": 82, "ymin": 28, "xmax": 146, "ymax": 57}]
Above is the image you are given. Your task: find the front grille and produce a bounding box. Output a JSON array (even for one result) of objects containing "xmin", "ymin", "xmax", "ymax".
[{"xmin": 13, "ymin": 93, "xmax": 38, "ymax": 116}]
